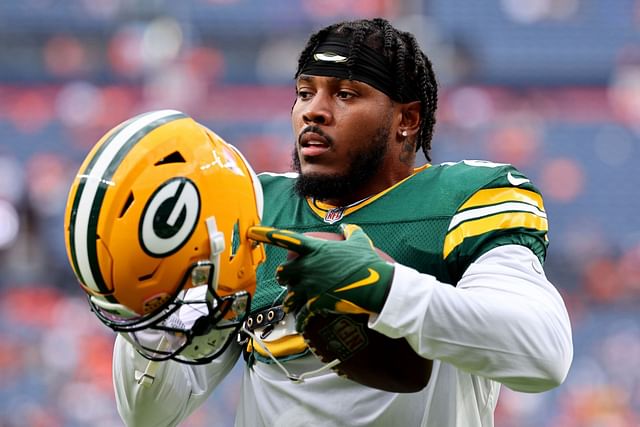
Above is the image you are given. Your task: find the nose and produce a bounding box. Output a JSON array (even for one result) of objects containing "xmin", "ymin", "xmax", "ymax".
[{"xmin": 301, "ymin": 92, "xmax": 332, "ymax": 125}]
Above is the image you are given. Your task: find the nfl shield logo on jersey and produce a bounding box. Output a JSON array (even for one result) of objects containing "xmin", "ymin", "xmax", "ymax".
[{"xmin": 324, "ymin": 207, "xmax": 345, "ymax": 224}]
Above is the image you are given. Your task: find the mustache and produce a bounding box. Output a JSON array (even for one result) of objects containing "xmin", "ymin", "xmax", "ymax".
[{"xmin": 298, "ymin": 125, "xmax": 333, "ymax": 145}]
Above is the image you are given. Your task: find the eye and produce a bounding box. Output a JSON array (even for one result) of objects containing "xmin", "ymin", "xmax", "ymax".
[
  {"xmin": 296, "ymin": 89, "xmax": 313, "ymax": 100},
  {"xmin": 336, "ymin": 90, "xmax": 356, "ymax": 100}
]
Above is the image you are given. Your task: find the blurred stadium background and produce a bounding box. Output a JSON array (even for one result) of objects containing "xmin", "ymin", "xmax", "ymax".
[{"xmin": 0, "ymin": 0, "xmax": 638, "ymax": 426}]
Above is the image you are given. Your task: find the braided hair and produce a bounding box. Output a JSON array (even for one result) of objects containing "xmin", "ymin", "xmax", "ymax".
[{"xmin": 295, "ymin": 18, "xmax": 438, "ymax": 161}]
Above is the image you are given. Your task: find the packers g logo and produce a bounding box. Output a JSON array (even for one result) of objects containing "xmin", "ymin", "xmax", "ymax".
[{"xmin": 139, "ymin": 177, "xmax": 201, "ymax": 257}]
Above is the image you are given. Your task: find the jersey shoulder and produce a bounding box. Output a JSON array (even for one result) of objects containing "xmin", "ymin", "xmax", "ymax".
[
  {"xmin": 427, "ymin": 160, "xmax": 549, "ymax": 265},
  {"xmin": 428, "ymin": 159, "xmax": 538, "ymax": 195},
  {"xmin": 258, "ymin": 171, "xmax": 298, "ymax": 187},
  {"xmin": 257, "ymin": 171, "xmax": 307, "ymax": 226},
  {"xmin": 258, "ymin": 172, "xmax": 297, "ymax": 201}
]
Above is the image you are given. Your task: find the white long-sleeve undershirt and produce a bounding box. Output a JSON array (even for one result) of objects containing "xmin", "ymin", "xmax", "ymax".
[
  {"xmin": 113, "ymin": 244, "xmax": 573, "ymax": 427},
  {"xmin": 370, "ymin": 244, "xmax": 573, "ymax": 392}
]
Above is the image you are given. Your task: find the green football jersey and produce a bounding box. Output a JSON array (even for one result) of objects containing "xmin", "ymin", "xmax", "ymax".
[{"xmin": 252, "ymin": 160, "xmax": 548, "ymax": 313}]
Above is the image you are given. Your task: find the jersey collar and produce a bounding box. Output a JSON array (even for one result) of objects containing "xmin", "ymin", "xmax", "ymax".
[{"xmin": 306, "ymin": 164, "xmax": 431, "ymax": 223}]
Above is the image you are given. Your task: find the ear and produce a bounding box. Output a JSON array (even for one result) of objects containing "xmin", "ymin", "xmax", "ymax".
[{"xmin": 397, "ymin": 101, "xmax": 421, "ymax": 137}]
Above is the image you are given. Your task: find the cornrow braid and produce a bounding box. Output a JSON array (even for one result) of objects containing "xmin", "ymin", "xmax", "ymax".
[
  {"xmin": 344, "ymin": 25, "xmax": 366, "ymax": 80},
  {"xmin": 295, "ymin": 18, "xmax": 438, "ymax": 161}
]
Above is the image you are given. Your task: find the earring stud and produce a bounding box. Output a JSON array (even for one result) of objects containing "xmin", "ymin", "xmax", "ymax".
[{"xmin": 401, "ymin": 130, "xmax": 408, "ymax": 137}]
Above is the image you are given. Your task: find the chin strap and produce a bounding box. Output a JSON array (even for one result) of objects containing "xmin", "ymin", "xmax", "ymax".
[
  {"xmin": 241, "ymin": 324, "xmax": 340, "ymax": 383},
  {"xmin": 206, "ymin": 216, "xmax": 226, "ymax": 290},
  {"xmin": 134, "ymin": 336, "xmax": 168, "ymax": 387}
]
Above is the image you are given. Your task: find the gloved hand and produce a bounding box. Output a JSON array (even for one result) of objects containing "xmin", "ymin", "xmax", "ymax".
[{"xmin": 248, "ymin": 224, "xmax": 395, "ymax": 330}]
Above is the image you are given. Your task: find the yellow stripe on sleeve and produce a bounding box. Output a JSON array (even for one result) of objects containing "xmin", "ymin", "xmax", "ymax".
[
  {"xmin": 460, "ymin": 188, "xmax": 544, "ymax": 211},
  {"xmin": 443, "ymin": 211, "xmax": 548, "ymax": 259}
]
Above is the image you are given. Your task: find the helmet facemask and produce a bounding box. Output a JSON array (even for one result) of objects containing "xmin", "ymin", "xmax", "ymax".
[{"xmin": 90, "ymin": 217, "xmax": 252, "ymax": 364}]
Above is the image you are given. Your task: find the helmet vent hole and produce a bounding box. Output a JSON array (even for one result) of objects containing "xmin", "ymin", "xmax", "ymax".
[
  {"xmin": 138, "ymin": 266, "xmax": 159, "ymax": 282},
  {"xmin": 155, "ymin": 151, "xmax": 185, "ymax": 165},
  {"xmin": 119, "ymin": 192, "xmax": 134, "ymax": 218},
  {"xmin": 139, "ymin": 273, "xmax": 154, "ymax": 281}
]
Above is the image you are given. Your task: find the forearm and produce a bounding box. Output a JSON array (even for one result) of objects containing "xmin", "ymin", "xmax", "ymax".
[
  {"xmin": 113, "ymin": 334, "xmax": 242, "ymax": 427},
  {"xmin": 370, "ymin": 245, "xmax": 573, "ymax": 392}
]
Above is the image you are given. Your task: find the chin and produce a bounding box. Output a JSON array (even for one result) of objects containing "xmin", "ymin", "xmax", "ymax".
[
  {"xmin": 293, "ymin": 148, "xmax": 342, "ymax": 182},
  {"xmin": 300, "ymin": 162, "xmax": 339, "ymax": 177}
]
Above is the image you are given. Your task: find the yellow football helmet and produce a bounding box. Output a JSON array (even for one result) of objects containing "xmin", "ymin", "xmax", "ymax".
[{"xmin": 64, "ymin": 110, "xmax": 265, "ymax": 363}]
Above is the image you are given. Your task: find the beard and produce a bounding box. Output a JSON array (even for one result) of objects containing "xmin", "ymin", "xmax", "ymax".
[{"xmin": 291, "ymin": 123, "xmax": 390, "ymax": 201}]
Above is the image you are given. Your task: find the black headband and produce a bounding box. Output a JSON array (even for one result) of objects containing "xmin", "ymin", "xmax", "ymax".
[{"xmin": 297, "ymin": 35, "xmax": 418, "ymax": 103}]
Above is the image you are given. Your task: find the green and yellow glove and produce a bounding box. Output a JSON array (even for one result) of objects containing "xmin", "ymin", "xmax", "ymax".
[{"xmin": 248, "ymin": 224, "xmax": 395, "ymax": 331}]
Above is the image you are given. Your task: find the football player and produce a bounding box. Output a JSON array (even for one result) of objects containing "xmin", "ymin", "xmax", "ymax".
[{"xmin": 68, "ymin": 18, "xmax": 573, "ymax": 427}]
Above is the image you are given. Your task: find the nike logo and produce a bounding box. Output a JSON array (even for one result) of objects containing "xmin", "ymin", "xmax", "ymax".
[
  {"xmin": 335, "ymin": 268, "xmax": 380, "ymax": 293},
  {"xmin": 507, "ymin": 171, "xmax": 530, "ymax": 187},
  {"xmin": 313, "ymin": 52, "xmax": 348, "ymax": 63}
]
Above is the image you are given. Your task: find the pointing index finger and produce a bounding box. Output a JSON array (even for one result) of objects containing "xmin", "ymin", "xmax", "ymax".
[{"xmin": 247, "ymin": 226, "xmax": 313, "ymax": 255}]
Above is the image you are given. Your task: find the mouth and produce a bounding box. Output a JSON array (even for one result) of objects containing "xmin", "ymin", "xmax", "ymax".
[{"xmin": 299, "ymin": 130, "xmax": 331, "ymax": 158}]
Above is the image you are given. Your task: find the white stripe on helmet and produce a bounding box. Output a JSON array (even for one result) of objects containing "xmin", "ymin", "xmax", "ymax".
[{"xmin": 74, "ymin": 109, "xmax": 184, "ymax": 293}]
